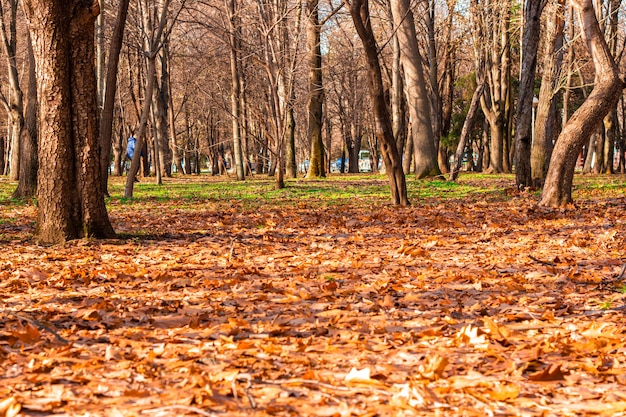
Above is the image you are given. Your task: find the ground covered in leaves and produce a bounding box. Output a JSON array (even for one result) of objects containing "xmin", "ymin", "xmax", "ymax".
[{"xmin": 1, "ymin": 174, "xmax": 626, "ymax": 416}]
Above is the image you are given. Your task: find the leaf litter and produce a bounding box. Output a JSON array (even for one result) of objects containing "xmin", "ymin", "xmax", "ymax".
[{"xmin": 1, "ymin": 177, "xmax": 626, "ymax": 416}]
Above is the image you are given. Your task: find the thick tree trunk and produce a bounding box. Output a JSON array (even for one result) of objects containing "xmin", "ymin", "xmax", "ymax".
[
  {"xmin": 350, "ymin": 0, "xmax": 408, "ymax": 206},
  {"xmin": 390, "ymin": 0, "xmax": 439, "ymax": 179},
  {"xmin": 539, "ymin": 0, "xmax": 624, "ymax": 207},
  {"xmin": 514, "ymin": 0, "xmax": 543, "ymax": 188},
  {"xmin": 25, "ymin": 0, "xmax": 114, "ymax": 243},
  {"xmin": 306, "ymin": 0, "xmax": 325, "ymax": 178}
]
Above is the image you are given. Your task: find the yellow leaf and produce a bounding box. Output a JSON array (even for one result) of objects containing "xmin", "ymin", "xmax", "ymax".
[
  {"xmin": 0, "ymin": 397, "xmax": 21, "ymax": 417},
  {"xmin": 417, "ymin": 353, "xmax": 449, "ymax": 381},
  {"xmin": 485, "ymin": 382, "xmax": 520, "ymax": 401}
]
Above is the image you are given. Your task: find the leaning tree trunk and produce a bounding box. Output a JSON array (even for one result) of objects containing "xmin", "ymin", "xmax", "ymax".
[
  {"xmin": 25, "ymin": 0, "xmax": 115, "ymax": 243},
  {"xmin": 450, "ymin": 82, "xmax": 484, "ymax": 181},
  {"xmin": 390, "ymin": 0, "xmax": 439, "ymax": 179},
  {"xmin": 350, "ymin": 0, "xmax": 409, "ymax": 206},
  {"xmin": 514, "ymin": 0, "xmax": 543, "ymax": 188},
  {"xmin": 99, "ymin": 0, "xmax": 130, "ymax": 194},
  {"xmin": 539, "ymin": 0, "xmax": 624, "ymax": 207}
]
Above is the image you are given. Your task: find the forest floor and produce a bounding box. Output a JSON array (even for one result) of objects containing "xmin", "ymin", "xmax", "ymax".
[{"xmin": 1, "ymin": 173, "xmax": 626, "ymax": 417}]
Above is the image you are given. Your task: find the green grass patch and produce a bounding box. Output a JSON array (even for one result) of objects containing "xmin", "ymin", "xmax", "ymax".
[{"xmin": 1, "ymin": 172, "xmax": 625, "ymax": 212}]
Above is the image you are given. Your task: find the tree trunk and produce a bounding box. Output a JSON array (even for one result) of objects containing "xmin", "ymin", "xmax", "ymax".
[
  {"xmin": 12, "ymin": 30, "xmax": 37, "ymax": 199},
  {"xmin": 390, "ymin": 26, "xmax": 406, "ymax": 153},
  {"xmin": 96, "ymin": 0, "xmax": 105, "ymax": 111},
  {"xmin": 99, "ymin": 0, "xmax": 130, "ymax": 194},
  {"xmin": 125, "ymin": 0, "xmax": 173, "ymax": 197},
  {"xmin": 450, "ymin": 82, "xmax": 484, "ymax": 181},
  {"xmin": 285, "ymin": 104, "xmax": 297, "ymax": 178},
  {"xmin": 602, "ymin": 110, "xmax": 616, "ymax": 173},
  {"xmin": 305, "ymin": 0, "xmax": 325, "ymax": 178},
  {"xmin": 25, "ymin": 0, "xmax": 114, "ymax": 243},
  {"xmin": 350, "ymin": 0, "xmax": 408, "ymax": 206},
  {"xmin": 514, "ymin": 0, "xmax": 543, "ymax": 188},
  {"xmin": 539, "ymin": 0, "xmax": 624, "ymax": 207},
  {"xmin": 390, "ymin": 0, "xmax": 439, "ymax": 179},
  {"xmin": 227, "ymin": 0, "xmax": 245, "ymax": 180},
  {"xmin": 473, "ymin": 0, "xmax": 511, "ymax": 174},
  {"xmin": 531, "ymin": 0, "xmax": 564, "ymax": 187},
  {"xmin": 0, "ymin": 0, "xmax": 24, "ymax": 181},
  {"xmin": 154, "ymin": 43, "xmax": 172, "ymax": 178}
]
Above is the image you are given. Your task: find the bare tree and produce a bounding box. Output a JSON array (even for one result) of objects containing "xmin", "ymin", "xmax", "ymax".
[
  {"xmin": 350, "ymin": 0, "xmax": 408, "ymax": 205},
  {"xmin": 99, "ymin": 0, "xmax": 131, "ymax": 194},
  {"xmin": 472, "ymin": 0, "xmax": 512, "ymax": 173},
  {"xmin": 539, "ymin": 0, "xmax": 624, "ymax": 207},
  {"xmin": 12, "ymin": 29, "xmax": 37, "ymax": 199},
  {"xmin": 530, "ymin": 0, "xmax": 564, "ymax": 187},
  {"xmin": 0, "ymin": 0, "xmax": 24, "ymax": 180},
  {"xmin": 124, "ymin": 0, "xmax": 183, "ymax": 197}
]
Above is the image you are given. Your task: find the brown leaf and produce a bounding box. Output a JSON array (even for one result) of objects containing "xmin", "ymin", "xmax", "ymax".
[{"xmin": 528, "ymin": 363, "xmax": 567, "ymax": 381}]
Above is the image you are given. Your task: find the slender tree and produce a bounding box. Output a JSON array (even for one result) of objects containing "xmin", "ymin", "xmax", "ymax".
[
  {"xmin": 100, "ymin": 0, "xmax": 131, "ymax": 195},
  {"xmin": 12, "ymin": 30, "xmax": 37, "ymax": 199},
  {"xmin": 350, "ymin": 0, "xmax": 409, "ymax": 205},
  {"xmin": 514, "ymin": 0, "xmax": 543, "ymax": 188},
  {"xmin": 124, "ymin": 0, "xmax": 177, "ymax": 197},
  {"xmin": 0, "ymin": 0, "xmax": 24, "ymax": 181}
]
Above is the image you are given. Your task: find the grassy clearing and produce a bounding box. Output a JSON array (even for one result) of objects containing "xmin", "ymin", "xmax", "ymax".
[{"xmin": 1, "ymin": 172, "xmax": 625, "ymax": 212}]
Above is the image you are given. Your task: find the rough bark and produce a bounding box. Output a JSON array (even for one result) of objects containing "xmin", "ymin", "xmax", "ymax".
[
  {"xmin": 539, "ymin": 0, "xmax": 624, "ymax": 207},
  {"xmin": 350, "ymin": 0, "xmax": 409, "ymax": 206},
  {"xmin": 25, "ymin": 0, "xmax": 114, "ymax": 243},
  {"xmin": 514, "ymin": 0, "xmax": 543, "ymax": 188}
]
